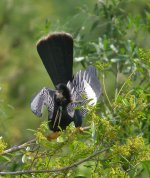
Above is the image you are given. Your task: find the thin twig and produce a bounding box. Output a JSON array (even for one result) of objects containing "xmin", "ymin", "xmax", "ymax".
[
  {"xmin": 28, "ymin": 145, "xmax": 40, "ymax": 170},
  {"xmin": 92, "ymin": 156, "xmax": 99, "ymax": 178},
  {"xmin": 0, "ymin": 148, "xmax": 109, "ymax": 175},
  {"xmin": 119, "ymin": 154, "xmax": 135, "ymax": 169},
  {"xmin": 115, "ymin": 70, "xmax": 136, "ymax": 102},
  {"xmin": 115, "ymin": 63, "xmax": 120, "ymax": 100},
  {"xmin": 102, "ymin": 74, "xmax": 112, "ymax": 107}
]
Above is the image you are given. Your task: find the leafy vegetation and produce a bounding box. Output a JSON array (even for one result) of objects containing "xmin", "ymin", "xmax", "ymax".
[{"xmin": 0, "ymin": 0, "xmax": 150, "ymax": 177}]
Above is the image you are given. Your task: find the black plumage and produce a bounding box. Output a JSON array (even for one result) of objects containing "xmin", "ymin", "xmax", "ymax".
[
  {"xmin": 31, "ymin": 32, "xmax": 101, "ymax": 133},
  {"xmin": 49, "ymin": 83, "xmax": 73, "ymax": 131},
  {"xmin": 37, "ymin": 32, "xmax": 73, "ymax": 86}
]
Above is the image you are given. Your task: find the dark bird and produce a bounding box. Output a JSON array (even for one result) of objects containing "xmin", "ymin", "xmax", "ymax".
[{"xmin": 31, "ymin": 32, "xmax": 101, "ymax": 140}]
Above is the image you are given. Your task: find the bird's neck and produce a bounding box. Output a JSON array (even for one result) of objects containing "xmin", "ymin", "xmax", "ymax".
[{"xmin": 54, "ymin": 84, "xmax": 72, "ymax": 107}]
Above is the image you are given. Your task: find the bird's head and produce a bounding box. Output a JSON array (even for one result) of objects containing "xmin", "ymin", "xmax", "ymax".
[{"xmin": 55, "ymin": 83, "xmax": 72, "ymax": 106}]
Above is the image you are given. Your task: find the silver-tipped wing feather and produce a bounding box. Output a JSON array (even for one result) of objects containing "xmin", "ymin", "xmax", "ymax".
[
  {"xmin": 31, "ymin": 87, "xmax": 54, "ymax": 118},
  {"xmin": 67, "ymin": 66, "xmax": 101, "ymax": 118}
]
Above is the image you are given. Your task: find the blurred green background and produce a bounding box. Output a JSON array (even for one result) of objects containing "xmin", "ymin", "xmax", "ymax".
[
  {"xmin": 0, "ymin": 0, "xmax": 97, "ymax": 145},
  {"xmin": 0, "ymin": 0, "xmax": 149, "ymax": 145}
]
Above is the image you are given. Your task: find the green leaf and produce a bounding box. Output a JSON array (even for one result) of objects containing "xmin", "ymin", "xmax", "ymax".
[
  {"xmin": 22, "ymin": 154, "xmax": 27, "ymax": 163},
  {"xmin": 142, "ymin": 161, "xmax": 150, "ymax": 177},
  {"xmin": 1, "ymin": 155, "xmax": 11, "ymax": 161}
]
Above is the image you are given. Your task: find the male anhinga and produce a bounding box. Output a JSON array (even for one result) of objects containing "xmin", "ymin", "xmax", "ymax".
[{"xmin": 30, "ymin": 32, "xmax": 101, "ymax": 140}]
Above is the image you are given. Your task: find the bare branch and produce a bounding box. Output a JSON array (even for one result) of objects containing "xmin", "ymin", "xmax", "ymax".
[
  {"xmin": 0, "ymin": 139, "xmax": 36, "ymax": 155},
  {"xmin": 0, "ymin": 148, "xmax": 109, "ymax": 176}
]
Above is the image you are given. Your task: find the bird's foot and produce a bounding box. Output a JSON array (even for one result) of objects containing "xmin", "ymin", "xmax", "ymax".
[
  {"xmin": 75, "ymin": 127, "xmax": 84, "ymax": 133},
  {"xmin": 47, "ymin": 132, "xmax": 60, "ymax": 141}
]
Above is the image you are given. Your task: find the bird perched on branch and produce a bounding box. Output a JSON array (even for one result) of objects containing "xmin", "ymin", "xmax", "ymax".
[{"xmin": 30, "ymin": 32, "xmax": 101, "ymax": 140}]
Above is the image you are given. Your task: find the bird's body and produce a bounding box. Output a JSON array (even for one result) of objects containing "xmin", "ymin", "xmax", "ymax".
[
  {"xmin": 48, "ymin": 84, "xmax": 73, "ymax": 131},
  {"xmin": 31, "ymin": 32, "xmax": 101, "ymax": 136},
  {"xmin": 49, "ymin": 105, "xmax": 73, "ymax": 131}
]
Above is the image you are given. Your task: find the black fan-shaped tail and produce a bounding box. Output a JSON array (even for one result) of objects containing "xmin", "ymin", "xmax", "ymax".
[{"xmin": 37, "ymin": 32, "xmax": 73, "ymax": 86}]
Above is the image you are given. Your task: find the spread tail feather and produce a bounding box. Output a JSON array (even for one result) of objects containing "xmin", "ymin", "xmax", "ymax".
[{"xmin": 37, "ymin": 32, "xmax": 73, "ymax": 86}]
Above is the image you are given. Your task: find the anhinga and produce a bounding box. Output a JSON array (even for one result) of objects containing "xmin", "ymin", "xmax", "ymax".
[{"xmin": 30, "ymin": 32, "xmax": 101, "ymax": 140}]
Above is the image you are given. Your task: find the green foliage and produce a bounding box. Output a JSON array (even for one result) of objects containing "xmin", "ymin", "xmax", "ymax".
[
  {"xmin": 0, "ymin": 0, "xmax": 150, "ymax": 177},
  {"xmin": 0, "ymin": 137, "xmax": 7, "ymax": 154}
]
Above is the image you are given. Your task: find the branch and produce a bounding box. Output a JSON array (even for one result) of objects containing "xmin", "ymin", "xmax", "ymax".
[
  {"xmin": 0, "ymin": 126, "xmax": 90, "ymax": 156},
  {"xmin": 0, "ymin": 148, "xmax": 109, "ymax": 175},
  {"xmin": 0, "ymin": 139, "xmax": 36, "ymax": 155},
  {"xmin": 115, "ymin": 69, "xmax": 136, "ymax": 102}
]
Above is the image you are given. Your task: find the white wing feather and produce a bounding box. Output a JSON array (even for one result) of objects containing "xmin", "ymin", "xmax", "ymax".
[{"xmin": 67, "ymin": 66, "xmax": 101, "ymax": 118}]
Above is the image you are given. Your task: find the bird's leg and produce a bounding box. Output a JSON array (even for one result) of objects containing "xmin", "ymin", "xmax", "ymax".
[{"xmin": 47, "ymin": 132, "xmax": 60, "ymax": 141}]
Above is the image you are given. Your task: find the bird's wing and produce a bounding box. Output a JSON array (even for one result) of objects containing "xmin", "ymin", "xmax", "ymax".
[
  {"xmin": 67, "ymin": 66, "xmax": 101, "ymax": 118},
  {"xmin": 37, "ymin": 32, "xmax": 73, "ymax": 86},
  {"xmin": 30, "ymin": 87, "xmax": 55, "ymax": 118}
]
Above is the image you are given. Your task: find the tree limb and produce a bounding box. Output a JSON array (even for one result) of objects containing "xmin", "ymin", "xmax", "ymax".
[
  {"xmin": 0, "ymin": 139, "xmax": 36, "ymax": 155},
  {"xmin": 0, "ymin": 126, "xmax": 90, "ymax": 156},
  {"xmin": 0, "ymin": 148, "xmax": 109, "ymax": 175}
]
